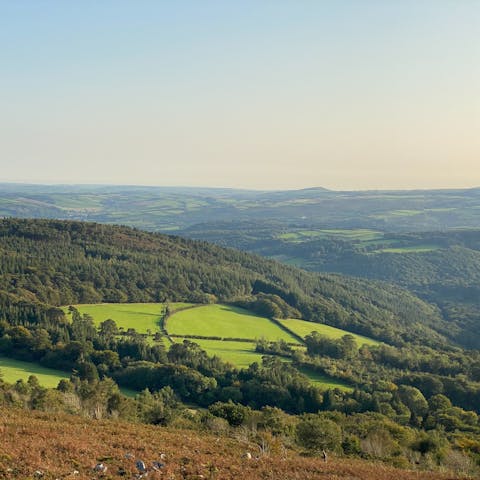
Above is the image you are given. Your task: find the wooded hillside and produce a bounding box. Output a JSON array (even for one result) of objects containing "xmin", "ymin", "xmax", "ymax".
[{"xmin": 0, "ymin": 218, "xmax": 447, "ymax": 346}]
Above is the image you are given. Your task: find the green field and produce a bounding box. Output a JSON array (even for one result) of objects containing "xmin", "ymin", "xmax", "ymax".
[
  {"xmin": 49, "ymin": 194, "xmax": 104, "ymax": 210},
  {"xmin": 174, "ymin": 338, "xmax": 264, "ymax": 368},
  {"xmin": 0, "ymin": 357, "xmax": 69, "ymax": 387},
  {"xmin": 0, "ymin": 357, "xmax": 138, "ymax": 397},
  {"xmin": 389, "ymin": 209, "xmax": 423, "ymax": 217},
  {"xmin": 277, "ymin": 229, "xmax": 382, "ymax": 243},
  {"xmin": 296, "ymin": 366, "xmax": 352, "ymax": 391},
  {"xmin": 278, "ymin": 318, "xmax": 381, "ymax": 347},
  {"xmin": 167, "ymin": 304, "xmax": 300, "ymax": 343},
  {"xmin": 62, "ymin": 302, "xmax": 193, "ymax": 334},
  {"xmin": 371, "ymin": 209, "xmax": 423, "ymax": 220},
  {"xmin": 375, "ymin": 245, "xmax": 440, "ymax": 254}
]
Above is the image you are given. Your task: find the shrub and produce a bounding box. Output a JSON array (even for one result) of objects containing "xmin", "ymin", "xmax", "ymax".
[{"xmin": 296, "ymin": 414, "xmax": 342, "ymax": 453}]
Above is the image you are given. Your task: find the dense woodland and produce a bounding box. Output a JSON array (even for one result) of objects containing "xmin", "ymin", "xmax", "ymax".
[{"xmin": 1, "ymin": 218, "xmax": 480, "ymax": 474}]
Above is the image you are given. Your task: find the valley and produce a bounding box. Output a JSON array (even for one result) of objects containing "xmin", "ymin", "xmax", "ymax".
[{"xmin": 1, "ymin": 218, "xmax": 479, "ymax": 477}]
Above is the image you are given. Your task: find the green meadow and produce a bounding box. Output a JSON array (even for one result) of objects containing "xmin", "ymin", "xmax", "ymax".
[
  {"xmin": 375, "ymin": 245, "xmax": 440, "ymax": 254},
  {"xmin": 278, "ymin": 229, "xmax": 382, "ymax": 243},
  {"xmin": 173, "ymin": 338, "xmax": 264, "ymax": 368},
  {"xmin": 0, "ymin": 357, "xmax": 69, "ymax": 388},
  {"xmin": 0, "ymin": 357, "xmax": 138, "ymax": 397},
  {"xmin": 278, "ymin": 318, "xmax": 381, "ymax": 347},
  {"xmin": 167, "ymin": 304, "xmax": 300, "ymax": 343},
  {"xmin": 371, "ymin": 209, "xmax": 424, "ymax": 220},
  {"xmin": 296, "ymin": 366, "xmax": 353, "ymax": 391},
  {"xmin": 62, "ymin": 302, "xmax": 193, "ymax": 334}
]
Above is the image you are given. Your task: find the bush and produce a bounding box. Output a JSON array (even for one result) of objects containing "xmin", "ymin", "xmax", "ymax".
[{"xmin": 296, "ymin": 414, "xmax": 342, "ymax": 453}]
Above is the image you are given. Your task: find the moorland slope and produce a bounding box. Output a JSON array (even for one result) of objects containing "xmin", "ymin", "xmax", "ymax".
[{"xmin": 0, "ymin": 407, "xmax": 460, "ymax": 480}]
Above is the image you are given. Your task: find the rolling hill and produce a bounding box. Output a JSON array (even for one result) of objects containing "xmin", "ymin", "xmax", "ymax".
[
  {"xmin": 0, "ymin": 218, "xmax": 447, "ymax": 347},
  {"xmin": 2, "ymin": 183, "xmax": 480, "ymax": 232},
  {"xmin": 1, "ymin": 218, "xmax": 480, "ymax": 476}
]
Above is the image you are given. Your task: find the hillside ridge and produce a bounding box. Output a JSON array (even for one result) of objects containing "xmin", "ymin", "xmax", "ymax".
[{"xmin": 0, "ymin": 217, "xmax": 447, "ymax": 346}]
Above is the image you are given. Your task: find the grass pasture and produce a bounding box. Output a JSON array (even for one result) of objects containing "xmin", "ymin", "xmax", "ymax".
[
  {"xmin": 62, "ymin": 302, "xmax": 193, "ymax": 334},
  {"xmin": 0, "ymin": 357, "xmax": 138, "ymax": 397},
  {"xmin": 0, "ymin": 357, "xmax": 69, "ymax": 387},
  {"xmin": 167, "ymin": 304, "xmax": 300, "ymax": 343},
  {"xmin": 277, "ymin": 229, "xmax": 382, "ymax": 243},
  {"xmin": 371, "ymin": 209, "xmax": 423, "ymax": 220},
  {"xmin": 60, "ymin": 302, "xmax": 362, "ymax": 390},
  {"xmin": 296, "ymin": 366, "xmax": 352, "ymax": 391},
  {"xmin": 278, "ymin": 318, "xmax": 381, "ymax": 347},
  {"xmin": 374, "ymin": 245, "xmax": 440, "ymax": 254},
  {"xmin": 174, "ymin": 338, "xmax": 264, "ymax": 368}
]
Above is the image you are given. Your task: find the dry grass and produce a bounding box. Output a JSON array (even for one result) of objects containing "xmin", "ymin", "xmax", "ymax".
[{"xmin": 0, "ymin": 407, "xmax": 460, "ymax": 480}]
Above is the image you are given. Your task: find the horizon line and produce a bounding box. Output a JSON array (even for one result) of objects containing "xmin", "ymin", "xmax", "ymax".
[{"xmin": 0, "ymin": 180, "xmax": 479, "ymax": 194}]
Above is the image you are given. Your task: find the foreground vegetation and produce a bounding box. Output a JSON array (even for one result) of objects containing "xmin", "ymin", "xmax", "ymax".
[{"xmin": 0, "ymin": 406, "xmax": 462, "ymax": 480}]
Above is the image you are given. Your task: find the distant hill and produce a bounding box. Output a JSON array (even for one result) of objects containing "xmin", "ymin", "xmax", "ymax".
[{"xmin": 2, "ymin": 183, "xmax": 480, "ymax": 232}]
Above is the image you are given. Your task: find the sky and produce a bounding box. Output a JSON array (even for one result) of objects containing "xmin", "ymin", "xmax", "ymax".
[{"xmin": 0, "ymin": 0, "xmax": 479, "ymax": 191}]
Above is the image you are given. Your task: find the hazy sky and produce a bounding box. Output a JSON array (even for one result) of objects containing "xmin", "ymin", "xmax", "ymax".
[{"xmin": 1, "ymin": 1, "xmax": 479, "ymax": 190}]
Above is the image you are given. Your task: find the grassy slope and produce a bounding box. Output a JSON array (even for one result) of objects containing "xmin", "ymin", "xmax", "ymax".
[
  {"xmin": 0, "ymin": 357, "xmax": 138, "ymax": 397},
  {"xmin": 174, "ymin": 338, "xmax": 265, "ymax": 368},
  {"xmin": 0, "ymin": 356, "xmax": 69, "ymax": 387},
  {"xmin": 168, "ymin": 305, "xmax": 357, "ymax": 389},
  {"xmin": 278, "ymin": 228, "xmax": 383, "ymax": 242},
  {"xmin": 374, "ymin": 245, "xmax": 440, "ymax": 254},
  {"xmin": 59, "ymin": 302, "xmax": 372, "ymax": 388},
  {"xmin": 296, "ymin": 366, "xmax": 353, "ymax": 391},
  {"xmin": 0, "ymin": 407, "xmax": 457, "ymax": 480},
  {"xmin": 167, "ymin": 304, "xmax": 300, "ymax": 343},
  {"xmin": 278, "ymin": 318, "xmax": 381, "ymax": 347},
  {"xmin": 62, "ymin": 302, "xmax": 193, "ymax": 334}
]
